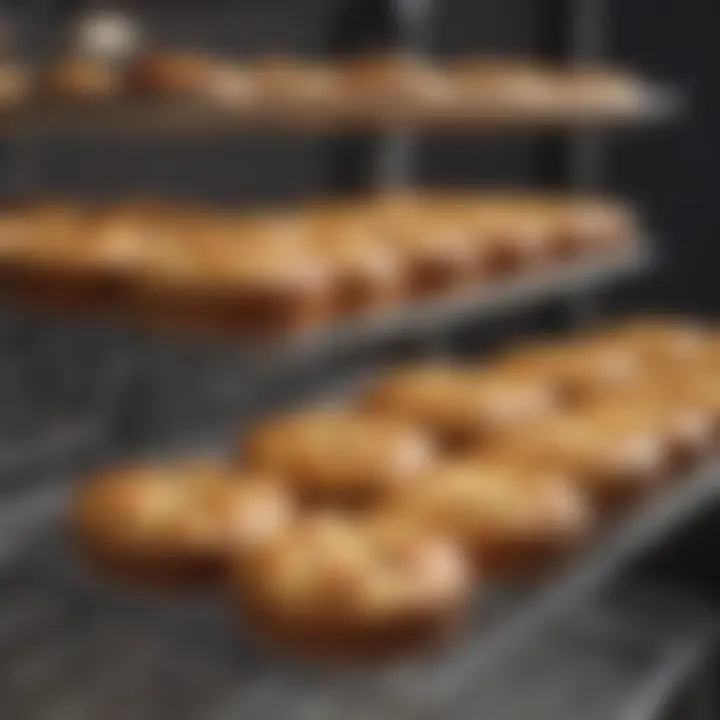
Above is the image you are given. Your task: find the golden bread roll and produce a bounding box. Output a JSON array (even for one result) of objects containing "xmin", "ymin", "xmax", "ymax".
[
  {"xmin": 549, "ymin": 198, "xmax": 638, "ymax": 256},
  {"xmin": 127, "ymin": 50, "xmax": 255, "ymax": 107},
  {"xmin": 370, "ymin": 202, "xmax": 478, "ymax": 296},
  {"xmin": 74, "ymin": 462, "xmax": 293, "ymax": 589},
  {"xmin": 301, "ymin": 209, "xmax": 404, "ymax": 315},
  {"xmin": 249, "ymin": 58, "xmax": 342, "ymax": 114},
  {"xmin": 234, "ymin": 513, "xmax": 471, "ymax": 660},
  {"xmin": 551, "ymin": 67, "xmax": 650, "ymax": 119},
  {"xmin": 135, "ymin": 227, "xmax": 330, "ymax": 336},
  {"xmin": 385, "ymin": 458, "xmax": 591, "ymax": 577},
  {"xmin": 493, "ymin": 338, "xmax": 640, "ymax": 403},
  {"xmin": 445, "ymin": 60, "xmax": 555, "ymax": 122},
  {"xmin": 340, "ymin": 56, "xmax": 451, "ymax": 122},
  {"xmin": 361, "ymin": 366, "xmax": 557, "ymax": 448},
  {"xmin": 590, "ymin": 319, "xmax": 711, "ymax": 370},
  {"xmin": 589, "ymin": 386, "xmax": 715, "ymax": 471},
  {"xmin": 242, "ymin": 411, "xmax": 435, "ymax": 506},
  {"xmin": 500, "ymin": 409, "xmax": 668, "ymax": 512}
]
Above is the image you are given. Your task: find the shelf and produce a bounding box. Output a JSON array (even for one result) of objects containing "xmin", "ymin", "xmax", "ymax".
[
  {"xmin": 0, "ymin": 86, "xmax": 682, "ymax": 137},
  {"xmin": 0, "ymin": 447, "xmax": 716, "ymax": 719},
  {"xmin": 239, "ymin": 245, "xmax": 651, "ymax": 364},
  {"xmin": 0, "ymin": 246, "xmax": 650, "ymax": 366}
]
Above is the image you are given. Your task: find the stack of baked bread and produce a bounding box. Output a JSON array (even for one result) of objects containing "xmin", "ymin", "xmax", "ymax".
[
  {"xmin": 0, "ymin": 53, "xmax": 658, "ymax": 127},
  {"xmin": 0, "ymin": 193, "xmax": 638, "ymax": 337},
  {"xmin": 74, "ymin": 318, "xmax": 720, "ymax": 661}
]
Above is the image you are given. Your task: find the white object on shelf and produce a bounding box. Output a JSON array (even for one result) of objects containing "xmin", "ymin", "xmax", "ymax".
[{"xmin": 72, "ymin": 10, "xmax": 143, "ymax": 61}]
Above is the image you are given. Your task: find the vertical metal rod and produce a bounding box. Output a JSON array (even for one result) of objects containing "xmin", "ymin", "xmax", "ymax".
[
  {"xmin": 371, "ymin": 0, "xmax": 433, "ymax": 190},
  {"xmin": 564, "ymin": 0, "xmax": 607, "ymax": 328},
  {"xmin": 567, "ymin": 0, "xmax": 607, "ymax": 188}
]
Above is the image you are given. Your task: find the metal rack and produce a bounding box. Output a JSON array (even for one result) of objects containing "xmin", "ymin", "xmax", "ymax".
[
  {"xmin": 0, "ymin": 459, "xmax": 716, "ymax": 719},
  {"xmin": 0, "ymin": 2, "xmax": 709, "ymax": 720}
]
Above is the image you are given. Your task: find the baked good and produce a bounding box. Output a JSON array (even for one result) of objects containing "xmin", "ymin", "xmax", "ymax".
[
  {"xmin": 242, "ymin": 411, "xmax": 435, "ymax": 506},
  {"xmin": 386, "ymin": 458, "xmax": 591, "ymax": 578},
  {"xmin": 24, "ymin": 203, "xmax": 165, "ymax": 314},
  {"xmin": 74, "ymin": 462, "xmax": 293, "ymax": 589},
  {"xmin": 549, "ymin": 198, "xmax": 638, "ymax": 257},
  {"xmin": 136, "ymin": 230, "xmax": 331, "ymax": 337},
  {"xmin": 470, "ymin": 202, "xmax": 554, "ymax": 276},
  {"xmin": 234, "ymin": 513, "xmax": 471, "ymax": 660},
  {"xmin": 371, "ymin": 203, "xmax": 477, "ymax": 296},
  {"xmin": 552, "ymin": 67, "xmax": 649, "ymax": 120},
  {"xmin": 41, "ymin": 56, "xmax": 122, "ymax": 102},
  {"xmin": 590, "ymin": 318, "xmax": 711, "ymax": 370},
  {"xmin": 589, "ymin": 387, "xmax": 714, "ymax": 471},
  {"xmin": 340, "ymin": 56, "xmax": 451, "ymax": 123},
  {"xmin": 301, "ymin": 208, "xmax": 403, "ymax": 316},
  {"xmin": 250, "ymin": 58, "xmax": 342, "ymax": 117},
  {"xmin": 493, "ymin": 338, "xmax": 640, "ymax": 403},
  {"xmin": 361, "ymin": 366, "xmax": 557, "ymax": 449},
  {"xmin": 199, "ymin": 62, "xmax": 260, "ymax": 110},
  {"xmin": 654, "ymin": 373, "xmax": 720, "ymax": 443},
  {"xmin": 445, "ymin": 60, "xmax": 555, "ymax": 124},
  {"xmin": 127, "ymin": 50, "xmax": 253, "ymax": 107},
  {"xmin": 501, "ymin": 409, "xmax": 668, "ymax": 512},
  {"xmin": 0, "ymin": 202, "xmax": 95, "ymax": 309}
]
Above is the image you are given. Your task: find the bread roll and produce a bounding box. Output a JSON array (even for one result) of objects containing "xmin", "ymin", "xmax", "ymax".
[
  {"xmin": 234, "ymin": 513, "xmax": 470, "ymax": 660},
  {"xmin": 74, "ymin": 462, "xmax": 293, "ymax": 590},
  {"xmin": 361, "ymin": 366, "xmax": 557, "ymax": 449},
  {"xmin": 242, "ymin": 411, "xmax": 435, "ymax": 506},
  {"xmin": 386, "ymin": 458, "xmax": 591, "ymax": 578}
]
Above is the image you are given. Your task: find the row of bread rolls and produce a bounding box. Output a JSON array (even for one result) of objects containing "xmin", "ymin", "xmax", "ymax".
[
  {"xmin": 0, "ymin": 53, "xmax": 657, "ymax": 126},
  {"xmin": 0, "ymin": 193, "xmax": 638, "ymax": 337},
  {"xmin": 73, "ymin": 318, "xmax": 719, "ymax": 661}
]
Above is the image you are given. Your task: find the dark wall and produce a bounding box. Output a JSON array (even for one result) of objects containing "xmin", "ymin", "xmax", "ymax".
[
  {"xmin": 607, "ymin": 0, "xmax": 719, "ymax": 316},
  {"xmin": 6, "ymin": 0, "xmax": 718, "ymax": 314}
]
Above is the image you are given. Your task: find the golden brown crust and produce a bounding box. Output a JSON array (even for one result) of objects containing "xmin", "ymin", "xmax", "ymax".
[
  {"xmin": 300, "ymin": 210, "xmax": 404, "ymax": 316},
  {"xmin": 589, "ymin": 319, "xmax": 711, "ymax": 369},
  {"xmin": 241, "ymin": 411, "xmax": 435, "ymax": 505},
  {"xmin": 499, "ymin": 410, "xmax": 668, "ymax": 513},
  {"xmin": 340, "ymin": 56, "xmax": 451, "ymax": 119},
  {"xmin": 127, "ymin": 50, "xmax": 217, "ymax": 97},
  {"xmin": 74, "ymin": 462, "xmax": 293, "ymax": 590},
  {"xmin": 549, "ymin": 67, "xmax": 649, "ymax": 118},
  {"xmin": 134, "ymin": 227, "xmax": 331, "ymax": 336},
  {"xmin": 0, "ymin": 194, "xmax": 640, "ymax": 336},
  {"xmin": 361, "ymin": 366, "xmax": 558, "ymax": 449},
  {"xmin": 492, "ymin": 338, "xmax": 641, "ymax": 404},
  {"xmin": 234, "ymin": 514, "xmax": 471, "ymax": 661},
  {"xmin": 385, "ymin": 458, "xmax": 592, "ymax": 578},
  {"xmin": 249, "ymin": 58, "xmax": 342, "ymax": 112}
]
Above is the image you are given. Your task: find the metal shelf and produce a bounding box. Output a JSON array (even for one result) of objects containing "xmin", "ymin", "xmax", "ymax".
[
  {"xmin": 271, "ymin": 245, "xmax": 650, "ymax": 362},
  {"xmin": 0, "ymin": 85, "xmax": 682, "ymax": 138},
  {"xmin": 93, "ymin": 246, "xmax": 650, "ymax": 447},
  {"xmin": 0, "ymin": 450, "xmax": 716, "ymax": 719}
]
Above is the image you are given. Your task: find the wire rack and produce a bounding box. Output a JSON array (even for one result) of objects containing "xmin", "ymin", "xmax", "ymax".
[
  {"xmin": 0, "ymin": 476, "xmax": 714, "ymax": 720},
  {"xmin": 0, "ymin": 445, "xmax": 714, "ymax": 720}
]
